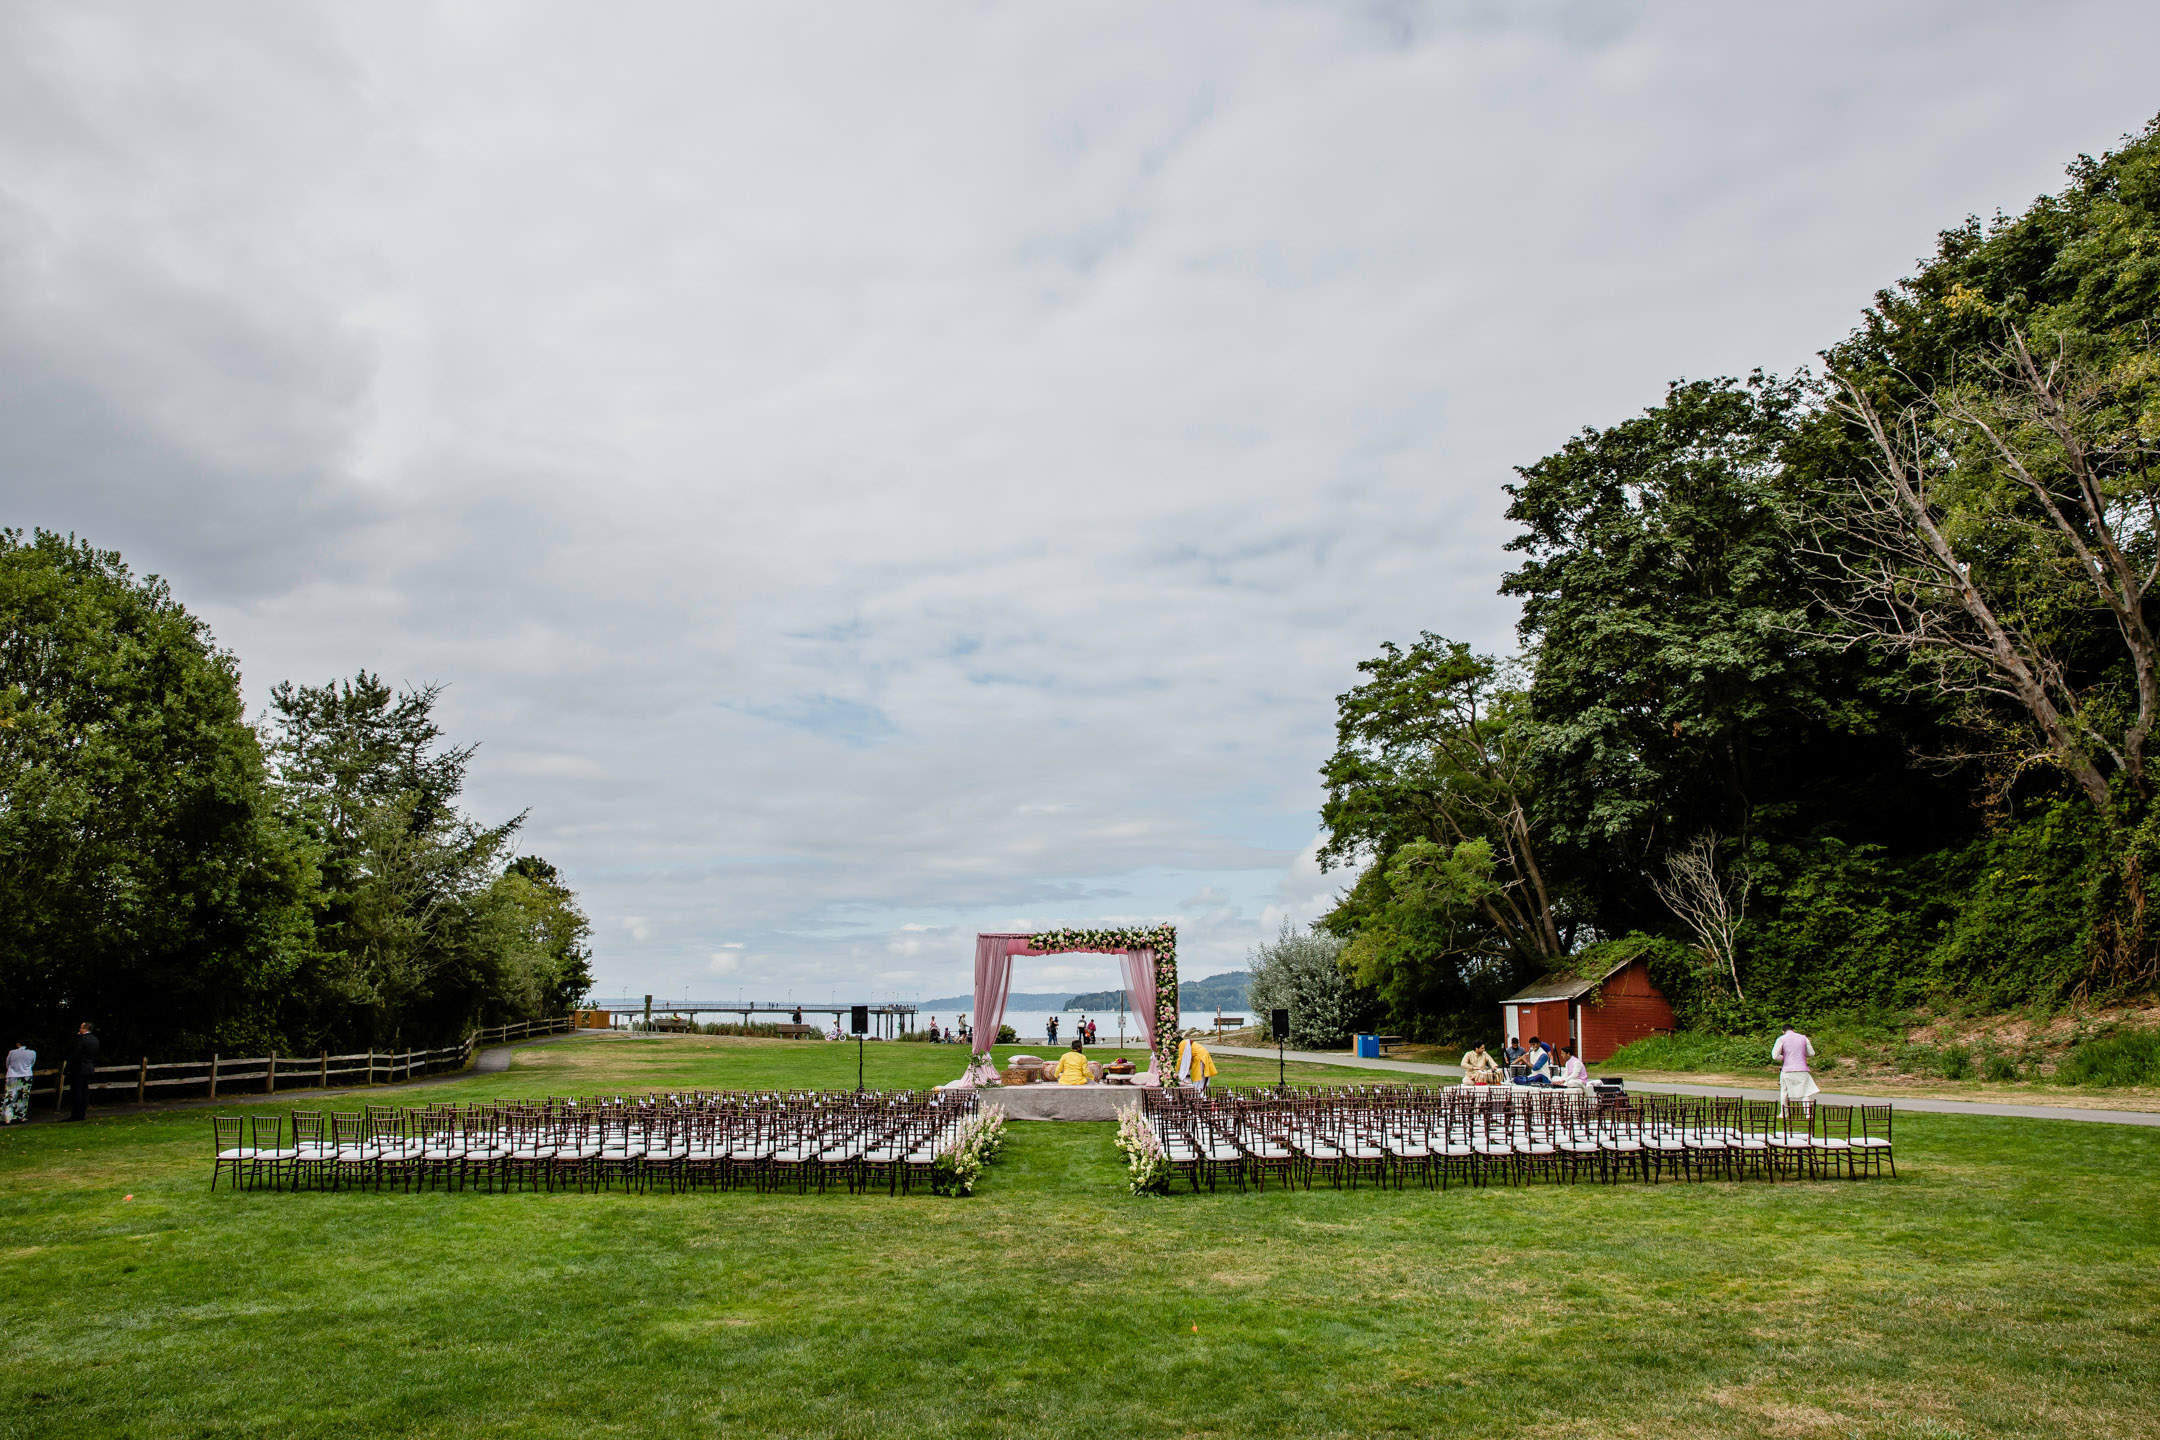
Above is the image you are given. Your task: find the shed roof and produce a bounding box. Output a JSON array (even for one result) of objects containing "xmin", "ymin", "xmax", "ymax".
[{"xmin": 1502, "ymin": 952, "xmax": 1640, "ymax": 1004}]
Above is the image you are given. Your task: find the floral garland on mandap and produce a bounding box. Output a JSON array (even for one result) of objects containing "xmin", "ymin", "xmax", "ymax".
[{"xmin": 1027, "ymin": 924, "xmax": 1178, "ymax": 1076}]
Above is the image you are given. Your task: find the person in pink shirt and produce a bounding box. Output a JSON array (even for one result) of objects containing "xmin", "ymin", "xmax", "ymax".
[
  {"xmin": 1771, "ymin": 1025, "xmax": 1819, "ymax": 1116},
  {"xmin": 1556, "ymin": 1045, "xmax": 1591, "ymax": 1090}
]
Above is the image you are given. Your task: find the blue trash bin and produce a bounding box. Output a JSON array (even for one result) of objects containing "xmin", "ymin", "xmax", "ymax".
[{"xmin": 1355, "ymin": 1034, "xmax": 1381, "ymax": 1059}]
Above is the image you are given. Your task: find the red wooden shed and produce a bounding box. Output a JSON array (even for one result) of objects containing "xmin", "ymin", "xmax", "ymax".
[{"xmin": 1500, "ymin": 953, "xmax": 1676, "ymax": 1062}]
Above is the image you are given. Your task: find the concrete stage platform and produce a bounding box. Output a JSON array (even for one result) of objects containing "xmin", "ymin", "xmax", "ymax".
[{"xmin": 983, "ymin": 1083, "xmax": 1150, "ymax": 1120}]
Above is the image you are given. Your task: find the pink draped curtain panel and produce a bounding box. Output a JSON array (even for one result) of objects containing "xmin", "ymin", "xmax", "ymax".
[
  {"xmin": 970, "ymin": 933, "xmax": 1027, "ymax": 1057},
  {"xmin": 1118, "ymin": 948, "xmax": 1159, "ymax": 1079}
]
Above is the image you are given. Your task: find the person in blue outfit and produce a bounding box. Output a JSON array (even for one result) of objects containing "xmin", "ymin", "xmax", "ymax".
[{"xmin": 1515, "ymin": 1037, "xmax": 1553, "ymax": 1086}]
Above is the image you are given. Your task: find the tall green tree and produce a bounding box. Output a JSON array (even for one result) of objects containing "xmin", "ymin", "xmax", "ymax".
[
  {"xmin": 0, "ymin": 531, "xmax": 312, "ymax": 1058},
  {"xmin": 1500, "ymin": 375, "xmax": 1967, "ymax": 942},
  {"xmin": 1319, "ymin": 636, "xmax": 1560, "ymax": 1038},
  {"xmin": 265, "ymin": 674, "xmax": 531, "ymax": 1047},
  {"xmin": 497, "ymin": 855, "xmax": 595, "ymax": 1015}
]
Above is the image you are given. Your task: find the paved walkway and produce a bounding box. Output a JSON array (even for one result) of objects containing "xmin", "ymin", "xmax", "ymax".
[
  {"xmin": 1209, "ymin": 1045, "xmax": 2160, "ymax": 1128},
  {"xmin": 11, "ymin": 1031, "xmax": 589, "ymax": 1126}
]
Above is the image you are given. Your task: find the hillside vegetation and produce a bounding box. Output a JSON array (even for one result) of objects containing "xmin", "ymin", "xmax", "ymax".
[{"xmin": 1317, "ymin": 117, "xmax": 2160, "ymax": 1050}]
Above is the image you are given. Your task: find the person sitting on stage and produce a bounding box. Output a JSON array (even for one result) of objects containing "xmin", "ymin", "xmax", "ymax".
[
  {"xmin": 1460, "ymin": 1043, "xmax": 1503, "ymax": 1084},
  {"xmin": 1054, "ymin": 1039, "xmax": 1094, "ymax": 1084},
  {"xmin": 1176, "ymin": 1037, "xmax": 1217, "ymax": 1090},
  {"xmin": 1557, "ymin": 1045, "xmax": 1590, "ymax": 1089},
  {"xmin": 1515, "ymin": 1038, "xmax": 1553, "ymax": 1086}
]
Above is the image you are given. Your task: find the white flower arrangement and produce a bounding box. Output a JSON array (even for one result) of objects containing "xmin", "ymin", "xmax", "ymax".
[
  {"xmin": 1112, "ymin": 1102, "xmax": 1171, "ymax": 1196},
  {"xmin": 969, "ymin": 1105, "xmax": 1007, "ymax": 1162},
  {"xmin": 931, "ymin": 1105, "xmax": 1008, "ymax": 1196}
]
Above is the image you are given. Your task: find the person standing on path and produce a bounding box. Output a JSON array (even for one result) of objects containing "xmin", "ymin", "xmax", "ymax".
[
  {"xmin": 1772, "ymin": 1025, "xmax": 1819, "ymax": 1117},
  {"xmin": 67, "ymin": 1022, "xmax": 99, "ymax": 1122},
  {"xmin": 3, "ymin": 1039, "xmax": 34, "ymax": 1124}
]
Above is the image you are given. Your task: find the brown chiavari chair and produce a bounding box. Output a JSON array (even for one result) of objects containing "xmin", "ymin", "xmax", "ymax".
[
  {"xmin": 211, "ymin": 1116, "xmax": 248, "ymax": 1192},
  {"xmin": 1852, "ymin": 1105, "xmax": 1895, "ymax": 1177}
]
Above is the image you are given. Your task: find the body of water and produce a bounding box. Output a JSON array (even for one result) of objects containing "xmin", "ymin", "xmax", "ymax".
[{"xmin": 911, "ymin": 1008, "xmax": 1242, "ymax": 1045}]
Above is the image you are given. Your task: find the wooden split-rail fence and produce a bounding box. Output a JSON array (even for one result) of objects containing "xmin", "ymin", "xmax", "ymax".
[{"xmin": 24, "ymin": 1017, "xmax": 575, "ymax": 1113}]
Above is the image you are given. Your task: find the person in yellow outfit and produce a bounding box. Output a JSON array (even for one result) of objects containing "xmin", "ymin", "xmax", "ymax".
[
  {"xmin": 1054, "ymin": 1039, "xmax": 1094, "ymax": 1084},
  {"xmin": 1176, "ymin": 1037, "xmax": 1217, "ymax": 1090}
]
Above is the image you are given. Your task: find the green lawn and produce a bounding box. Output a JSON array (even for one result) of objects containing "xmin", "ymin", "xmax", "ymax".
[{"xmin": 3, "ymin": 1034, "xmax": 2155, "ymax": 1438}]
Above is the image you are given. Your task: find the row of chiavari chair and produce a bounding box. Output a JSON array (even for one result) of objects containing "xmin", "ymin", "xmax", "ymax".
[
  {"xmin": 211, "ymin": 1090, "xmax": 981, "ymax": 1197},
  {"xmin": 1139, "ymin": 1085, "xmax": 1893, "ymax": 1193}
]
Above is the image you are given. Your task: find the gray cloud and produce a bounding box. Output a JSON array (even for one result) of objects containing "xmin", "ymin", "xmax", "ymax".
[{"xmin": 4, "ymin": 0, "xmax": 2155, "ymax": 1003}]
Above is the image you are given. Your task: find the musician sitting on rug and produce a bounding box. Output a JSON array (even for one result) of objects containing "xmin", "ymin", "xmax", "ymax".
[
  {"xmin": 1055, "ymin": 1039, "xmax": 1095, "ymax": 1084},
  {"xmin": 1176, "ymin": 1037, "xmax": 1217, "ymax": 1090},
  {"xmin": 1514, "ymin": 1038, "xmax": 1554, "ymax": 1086},
  {"xmin": 1460, "ymin": 1043, "xmax": 1504, "ymax": 1084}
]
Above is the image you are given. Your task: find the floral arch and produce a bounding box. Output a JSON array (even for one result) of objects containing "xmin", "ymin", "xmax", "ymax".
[{"xmin": 955, "ymin": 924, "xmax": 1178, "ymax": 1086}]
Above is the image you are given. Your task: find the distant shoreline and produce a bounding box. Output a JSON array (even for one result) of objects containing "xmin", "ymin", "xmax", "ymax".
[{"xmin": 917, "ymin": 971, "xmax": 1250, "ymax": 1013}]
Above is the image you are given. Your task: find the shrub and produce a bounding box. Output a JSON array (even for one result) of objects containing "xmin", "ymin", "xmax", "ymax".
[
  {"xmin": 1982, "ymin": 1051, "xmax": 2018, "ymax": 1082},
  {"xmin": 996, "ymin": 1024, "xmax": 1017, "ymax": 1045},
  {"xmin": 2056, "ymin": 1029, "xmax": 2160, "ymax": 1088},
  {"xmin": 1597, "ymin": 1032, "xmax": 1777, "ymax": 1074},
  {"xmin": 1247, "ymin": 923, "xmax": 1369, "ymax": 1049},
  {"xmin": 1937, "ymin": 1043, "xmax": 1973, "ymax": 1080}
]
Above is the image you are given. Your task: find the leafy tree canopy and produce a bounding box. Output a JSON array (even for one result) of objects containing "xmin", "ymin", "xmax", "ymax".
[{"xmin": 0, "ymin": 530, "xmax": 312, "ymax": 1058}]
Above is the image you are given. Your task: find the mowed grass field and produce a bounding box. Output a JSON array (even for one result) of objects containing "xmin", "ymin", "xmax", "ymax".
[{"xmin": 2, "ymin": 1035, "xmax": 2156, "ymax": 1439}]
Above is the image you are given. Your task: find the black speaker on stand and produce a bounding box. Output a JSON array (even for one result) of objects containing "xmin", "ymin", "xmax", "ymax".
[
  {"xmin": 1271, "ymin": 1008, "xmax": 1290, "ymax": 1092},
  {"xmin": 851, "ymin": 1005, "xmax": 870, "ymax": 1092}
]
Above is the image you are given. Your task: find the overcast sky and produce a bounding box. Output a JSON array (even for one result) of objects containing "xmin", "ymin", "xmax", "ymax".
[{"xmin": 3, "ymin": 2, "xmax": 2155, "ymax": 1005}]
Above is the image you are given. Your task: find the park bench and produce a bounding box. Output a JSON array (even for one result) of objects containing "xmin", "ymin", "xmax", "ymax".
[
  {"xmin": 773, "ymin": 1024, "xmax": 821, "ymax": 1040},
  {"xmin": 1376, "ymin": 1034, "xmax": 1406, "ymax": 1054}
]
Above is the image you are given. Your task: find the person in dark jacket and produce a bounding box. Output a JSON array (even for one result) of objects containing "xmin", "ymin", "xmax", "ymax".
[{"xmin": 67, "ymin": 1022, "xmax": 99, "ymax": 1122}]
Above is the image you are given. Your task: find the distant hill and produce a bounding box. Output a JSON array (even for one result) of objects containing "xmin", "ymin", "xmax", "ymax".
[
  {"xmin": 1064, "ymin": 970, "xmax": 1249, "ymax": 1012},
  {"xmin": 916, "ymin": 991, "xmax": 1072, "ymax": 1011}
]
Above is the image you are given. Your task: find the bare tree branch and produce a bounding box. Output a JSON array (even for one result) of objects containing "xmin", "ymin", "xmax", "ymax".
[
  {"xmin": 1648, "ymin": 831, "xmax": 1748, "ymax": 1001},
  {"xmin": 1790, "ymin": 334, "xmax": 2160, "ymax": 817}
]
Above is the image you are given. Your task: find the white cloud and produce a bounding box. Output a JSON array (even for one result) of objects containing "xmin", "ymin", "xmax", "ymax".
[{"xmin": 1, "ymin": 1, "xmax": 2152, "ymax": 1001}]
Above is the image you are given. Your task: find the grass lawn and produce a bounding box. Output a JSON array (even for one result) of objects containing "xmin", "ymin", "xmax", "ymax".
[{"xmin": 3, "ymin": 1034, "xmax": 2156, "ymax": 1438}]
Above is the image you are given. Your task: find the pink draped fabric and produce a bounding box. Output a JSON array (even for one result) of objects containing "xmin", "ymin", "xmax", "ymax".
[
  {"xmin": 970, "ymin": 933, "xmax": 1027, "ymax": 1057},
  {"xmin": 1118, "ymin": 947, "xmax": 1159, "ymax": 1079}
]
